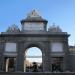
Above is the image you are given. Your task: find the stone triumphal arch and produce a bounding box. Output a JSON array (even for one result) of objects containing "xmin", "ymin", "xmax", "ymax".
[{"xmin": 0, "ymin": 10, "xmax": 71, "ymax": 72}]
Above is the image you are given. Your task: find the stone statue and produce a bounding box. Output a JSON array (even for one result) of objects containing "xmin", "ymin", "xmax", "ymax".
[
  {"xmin": 6, "ymin": 24, "xmax": 20, "ymax": 32},
  {"xmin": 48, "ymin": 23, "xmax": 62, "ymax": 32},
  {"xmin": 27, "ymin": 9, "xmax": 41, "ymax": 18}
]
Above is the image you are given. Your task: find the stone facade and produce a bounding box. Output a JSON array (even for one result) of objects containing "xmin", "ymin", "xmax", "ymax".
[{"xmin": 0, "ymin": 10, "xmax": 74, "ymax": 72}]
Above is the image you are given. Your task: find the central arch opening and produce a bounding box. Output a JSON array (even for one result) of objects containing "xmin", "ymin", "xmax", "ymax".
[{"xmin": 24, "ymin": 47, "xmax": 42, "ymax": 72}]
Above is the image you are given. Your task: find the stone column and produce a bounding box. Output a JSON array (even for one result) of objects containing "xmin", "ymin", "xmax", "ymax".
[
  {"xmin": 69, "ymin": 54, "xmax": 75, "ymax": 72},
  {"xmin": 0, "ymin": 42, "xmax": 5, "ymax": 71},
  {"xmin": 43, "ymin": 42, "xmax": 51, "ymax": 72},
  {"xmin": 15, "ymin": 42, "xmax": 24, "ymax": 72},
  {"xmin": 63, "ymin": 40, "xmax": 69, "ymax": 71}
]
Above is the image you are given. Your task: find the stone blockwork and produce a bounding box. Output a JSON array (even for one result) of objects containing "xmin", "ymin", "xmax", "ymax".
[{"xmin": 0, "ymin": 32, "xmax": 70, "ymax": 72}]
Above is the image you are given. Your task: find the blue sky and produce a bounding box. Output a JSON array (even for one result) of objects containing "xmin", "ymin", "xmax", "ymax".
[
  {"xmin": 0, "ymin": 0, "xmax": 75, "ymax": 45},
  {"xmin": 26, "ymin": 47, "xmax": 42, "ymax": 63}
]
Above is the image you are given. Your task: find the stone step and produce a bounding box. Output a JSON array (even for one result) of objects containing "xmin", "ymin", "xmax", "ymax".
[{"xmin": 0, "ymin": 72, "xmax": 75, "ymax": 75}]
